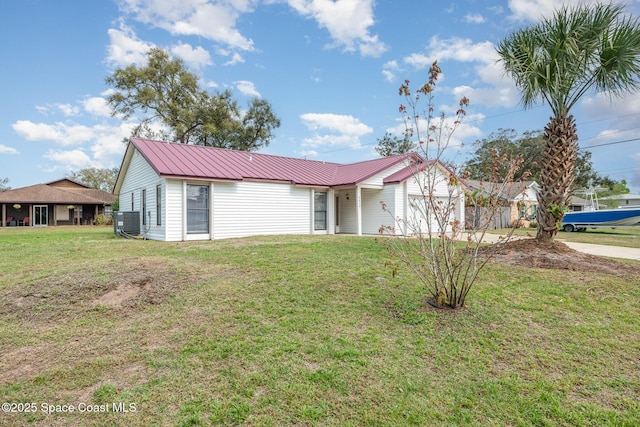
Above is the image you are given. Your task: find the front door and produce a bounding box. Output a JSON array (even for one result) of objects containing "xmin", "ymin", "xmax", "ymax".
[{"xmin": 34, "ymin": 205, "xmax": 48, "ymax": 226}]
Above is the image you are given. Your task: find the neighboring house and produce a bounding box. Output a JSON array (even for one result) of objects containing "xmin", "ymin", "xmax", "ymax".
[
  {"xmin": 600, "ymin": 193, "xmax": 640, "ymax": 208},
  {"xmin": 465, "ymin": 180, "xmax": 539, "ymax": 228},
  {"xmin": 113, "ymin": 138, "xmax": 465, "ymax": 241},
  {"xmin": 0, "ymin": 179, "xmax": 116, "ymax": 227}
]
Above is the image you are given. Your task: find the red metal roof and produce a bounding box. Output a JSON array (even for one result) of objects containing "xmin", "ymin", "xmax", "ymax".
[{"xmin": 130, "ymin": 138, "xmax": 418, "ymax": 187}]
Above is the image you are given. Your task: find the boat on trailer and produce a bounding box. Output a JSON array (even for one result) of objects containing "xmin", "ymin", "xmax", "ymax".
[
  {"xmin": 561, "ymin": 188, "xmax": 640, "ymax": 232},
  {"xmin": 561, "ymin": 207, "xmax": 640, "ymax": 232}
]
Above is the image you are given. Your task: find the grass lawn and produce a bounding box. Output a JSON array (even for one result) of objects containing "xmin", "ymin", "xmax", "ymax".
[
  {"xmin": 0, "ymin": 227, "xmax": 638, "ymax": 426},
  {"xmin": 493, "ymin": 226, "xmax": 640, "ymax": 248}
]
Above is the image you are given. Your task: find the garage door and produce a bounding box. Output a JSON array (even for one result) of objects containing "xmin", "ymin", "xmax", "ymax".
[{"xmin": 408, "ymin": 194, "xmax": 453, "ymax": 234}]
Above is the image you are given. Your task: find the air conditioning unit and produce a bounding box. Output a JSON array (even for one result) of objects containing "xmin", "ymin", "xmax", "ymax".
[{"xmin": 114, "ymin": 211, "xmax": 140, "ymax": 236}]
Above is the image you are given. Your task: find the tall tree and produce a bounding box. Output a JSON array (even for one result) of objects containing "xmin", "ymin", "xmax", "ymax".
[
  {"xmin": 466, "ymin": 129, "xmax": 542, "ymax": 182},
  {"xmin": 68, "ymin": 167, "xmax": 119, "ymax": 192},
  {"xmin": 375, "ymin": 132, "xmax": 414, "ymax": 157},
  {"xmin": 497, "ymin": 3, "xmax": 640, "ymax": 241},
  {"xmin": 106, "ymin": 48, "xmax": 281, "ymax": 151},
  {"xmin": 466, "ymin": 128, "xmax": 620, "ymax": 190}
]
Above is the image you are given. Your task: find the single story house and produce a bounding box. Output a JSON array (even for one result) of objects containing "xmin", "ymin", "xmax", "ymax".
[
  {"xmin": 113, "ymin": 138, "xmax": 465, "ymax": 241},
  {"xmin": 600, "ymin": 193, "xmax": 640, "ymax": 208},
  {"xmin": 0, "ymin": 179, "xmax": 116, "ymax": 227},
  {"xmin": 465, "ymin": 180, "xmax": 538, "ymax": 228}
]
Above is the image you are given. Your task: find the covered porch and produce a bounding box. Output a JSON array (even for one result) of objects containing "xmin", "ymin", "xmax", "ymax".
[
  {"xmin": 0, "ymin": 178, "xmax": 116, "ymax": 228},
  {"xmin": 0, "ymin": 203, "xmax": 106, "ymax": 227}
]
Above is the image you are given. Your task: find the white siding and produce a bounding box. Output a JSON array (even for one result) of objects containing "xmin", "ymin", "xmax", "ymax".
[
  {"xmin": 164, "ymin": 179, "xmax": 184, "ymax": 241},
  {"xmin": 361, "ymin": 186, "xmax": 398, "ymax": 235},
  {"xmin": 406, "ymin": 168, "xmax": 449, "ymax": 196},
  {"xmin": 403, "ymin": 166, "xmax": 464, "ymax": 234},
  {"xmin": 212, "ymin": 181, "xmax": 312, "ymax": 239},
  {"xmin": 118, "ymin": 150, "xmax": 166, "ymax": 241},
  {"xmin": 337, "ymin": 191, "xmax": 358, "ymax": 234},
  {"xmin": 360, "ymin": 161, "xmax": 411, "ymax": 187}
]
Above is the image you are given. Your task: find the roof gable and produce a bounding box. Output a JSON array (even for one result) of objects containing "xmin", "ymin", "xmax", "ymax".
[{"xmin": 47, "ymin": 178, "xmax": 91, "ymax": 189}]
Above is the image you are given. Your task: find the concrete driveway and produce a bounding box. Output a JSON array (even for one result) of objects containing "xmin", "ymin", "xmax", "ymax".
[
  {"xmin": 476, "ymin": 232, "xmax": 640, "ymax": 261},
  {"xmin": 557, "ymin": 240, "xmax": 640, "ymax": 261}
]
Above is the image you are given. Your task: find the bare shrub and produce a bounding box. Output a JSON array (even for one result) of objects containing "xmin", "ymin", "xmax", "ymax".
[{"xmin": 379, "ymin": 62, "xmax": 525, "ymax": 309}]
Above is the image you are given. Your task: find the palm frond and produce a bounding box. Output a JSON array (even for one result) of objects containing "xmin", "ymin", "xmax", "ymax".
[{"xmin": 497, "ymin": 2, "xmax": 640, "ymax": 117}]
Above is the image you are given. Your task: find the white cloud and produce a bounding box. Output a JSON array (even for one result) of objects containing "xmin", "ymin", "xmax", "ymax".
[
  {"xmin": 235, "ymin": 80, "xmax": 261, "ymax": 97},
  {"xmin": 88, "ymin": 123, "xmax": 133, "ymax": 163},
  {"xmin": 12, "ymin": 121, "xmax": 94, "ymax": 146},
  {"xmin": 44, "ymin": 149, "xmax": 97, "ymax": 169},
  {"xmin": 402, "ymin": 36, "xmax": 520, "ymax": 109},
  {"xmin": 464, "ymin": 13, "xmax": 485, "ymax": 24},
  {"xmin": 106, "ymin": 22, "xmax": 154, "ymax": 67},
  {"xmin": 81, "ymin": 97, "xmax": 112, "ymax": 117},
  {"xmin": 386, "ymin": 112, "xmax": 483, "ymax": 150},
  {"xmin": 580, "ymin": 91, "xmax": 640, "ymax": 125},
  {"xmin": 427, "ymin": 37, "xmax": 497, "ymax": 64},
  {"xmin": 34, "ymin": 103, "xmax": 80, "ymax": 117},
  {"xmin": 118, "ymin": 0, "xmax": 255, "ymax": 51},
  {"xmin": 403, "ymin": 53, "xmax": 434, "ymax": 70},
  {"xmin": 382, "ymin": 60, "xmax": 400, "ymax": 83},
  {"xmin": 224, "ymin": 52, "xmax": 245, "ymax": 65},
  {"xmin": 57, "ymin": 104, "xmax": 81, "ymax": 117},
  {"xmin": 0, "ymin": 145, "xmax": 18, "ymax": 154},
  {"xmin": 300, "ymin": 113, "xmax": 373, "ymax": 149},
  {"xmin": 287, "ymin": 0, "xmax": 387, "ymax": 57},
  {"xmin": 507, "ymin": 0, "xmax": 633, "ymax": 22},
  {"xmin": 453, "ymin": 84, "xmax": 519, "ymax": 109},
  {"xmin": 170, "ymin": 42, "xmax": 212, "ymax": 70}
]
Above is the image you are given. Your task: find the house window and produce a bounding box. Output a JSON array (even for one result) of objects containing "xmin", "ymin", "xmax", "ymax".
[
  {"xmin": 142, "ymin": 189, "xmax": 147, "ymax": 225},
  {"xmin": 156, "ymin": 185, "xmax": 162, "ymax": 226},
  {"xmin": 314, "ymin": 192, "xmax": 327, "ymax": 230},
  {"xmin": 187, "ymin": 184, "xmax": 209, "ymax": 234}
]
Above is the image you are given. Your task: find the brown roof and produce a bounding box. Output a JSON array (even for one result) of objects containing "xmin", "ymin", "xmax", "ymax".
[
  {"xmin": 465, "ymin": 180, "xmax": 537, "ymax": 201},
  {"xmin": 0, "ymin": 180, "xmax": 116, "ymax": 205}
]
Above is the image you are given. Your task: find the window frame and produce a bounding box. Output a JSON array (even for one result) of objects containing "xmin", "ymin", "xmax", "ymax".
[
  {"xmin": 156, "ymin": 185, "xmax": 162, "ymax": 226},
  {"xmin": 186, "ymin": 184, "xmax": 209, "ymax": 234},
  {"xmin": 314, "ymin": 192, "xmax": 327, "ymax": 231}
]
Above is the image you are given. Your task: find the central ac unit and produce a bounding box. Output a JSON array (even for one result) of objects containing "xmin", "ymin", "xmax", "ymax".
[{"xmin": 114, "ymin": 211, "xmax": 140, "ymax": 236}]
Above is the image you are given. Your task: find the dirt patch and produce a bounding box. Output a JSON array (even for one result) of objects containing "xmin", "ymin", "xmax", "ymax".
[
  {"xmin": 487, "ymin": 239, "xmax": 640, "ymax": 277},
  {"xmin": 93, "ymin": 283, "xmax": 142, "ymax": 308},
  {"xmin": 0, "ymin": 258, "xmax": 190, "ymax": 325}
]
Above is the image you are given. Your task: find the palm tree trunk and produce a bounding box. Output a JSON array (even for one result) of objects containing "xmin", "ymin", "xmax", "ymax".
[{"xmin": 536, "ymin": 114, "xmax": 578, "ymax": 242}]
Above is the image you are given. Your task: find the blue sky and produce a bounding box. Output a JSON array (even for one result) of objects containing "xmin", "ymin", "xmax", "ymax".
[{"xmin": 1, "ymin": 0, "xmax": 639, "ymax": 192}]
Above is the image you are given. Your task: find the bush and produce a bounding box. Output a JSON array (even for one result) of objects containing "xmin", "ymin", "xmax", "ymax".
[{"xmin": 94, "ymin": 214, "xmax": 113, "ymax": 226}]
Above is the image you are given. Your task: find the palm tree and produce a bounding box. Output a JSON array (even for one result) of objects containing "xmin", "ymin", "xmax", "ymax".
[{"xmin": 497, "ymin": 3, "xmax": 640, "ymax": 242}]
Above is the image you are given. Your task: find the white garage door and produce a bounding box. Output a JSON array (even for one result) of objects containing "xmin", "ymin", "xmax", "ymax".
[{"xmin": 408, "ymin": 194, "xmax": 453, "ymax": 234}]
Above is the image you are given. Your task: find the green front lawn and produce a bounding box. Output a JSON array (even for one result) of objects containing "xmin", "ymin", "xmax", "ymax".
[{"xmin": 0, "ymin": 227, "xmax": 638, "ymax": 426}]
